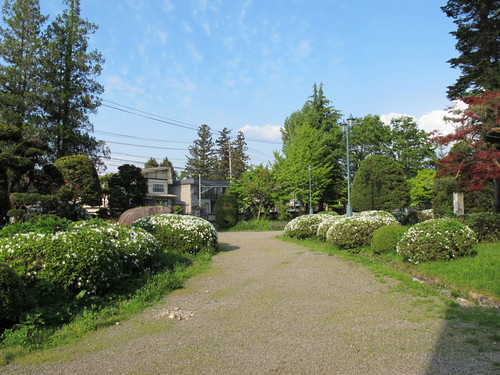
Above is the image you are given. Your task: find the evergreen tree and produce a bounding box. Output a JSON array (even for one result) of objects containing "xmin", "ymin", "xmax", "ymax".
[
  {"xmin": 185, "ymin": 124, "xmax": 216, "ymax": 179},
  {"xmin": 231, "ymin": 130, "xmax": 249, "ymax": 180},
  {"xmin": 441, "ymin": 0, "xmax": 499, "ymax": 99},
  {"xmin": 0, "ymin": 0, "xmax": 47, "ymax": 134},
  {"xmin": 160, "ymin": 156, "xmax": 178, "ymax": 180},
  {"xmin": 42, "ymin": 0, "xmax": 107, "ymax": 165},
  {"xmin": 214, "ymin": 127, "xmax": 232, "ymax": 180},
  {"xmin": 107, "ymin": 164, "xmax": 147, "ymax": 217},
  {"xmin": 144, "ymin": 157, "xmax": 159, "ymax": 168}
]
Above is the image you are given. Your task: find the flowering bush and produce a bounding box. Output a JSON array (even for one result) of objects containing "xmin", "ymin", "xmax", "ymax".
[
  {"xmin": 283, "ymin": 214, "xmax": 325, "ymax": 239},
  {"xmin": 133, "ymin": 214, "xmax": 218, "ymax": 254},
  {"xmin": 326, "ymin": 211, "xmax": 400, "ymax": 249},
  {"xmin": 0, "ymin": 228, "xmax": 121, "ymax": 294},
  {"xmin": 396, "ymin": 219, "xmax": 477, "ymax": 264},
  {"xmin": 416, "ymin": 209, "xmax": 434, "ymax": 222},
  {"xmin": 316, "ymin": 215, "xmax": 345, "ymax": 240},
  {"xmin": 71, "ymin": 219, "xmax": 161, "ymax": 275},
  {"xmin": 464, "ymin": 212, "xmax": 500, "ymax": 242}
]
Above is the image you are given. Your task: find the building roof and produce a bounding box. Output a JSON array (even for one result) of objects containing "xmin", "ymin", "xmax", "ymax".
[{"xmin": 173, "ymin": 178, "xmax": 230, "ymax": 187}]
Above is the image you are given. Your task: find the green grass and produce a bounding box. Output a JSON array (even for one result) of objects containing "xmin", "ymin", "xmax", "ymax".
[
  {"xmin": 224, "ymin": 219, "xmax": 288, "ymax": 232},
  {"xmin": 0, "ymin": 251, "xmax": 213, "ymax": 366},
  {"xmin": 414, "ymin": 242, "xmax": 499, "ymax": 298}
]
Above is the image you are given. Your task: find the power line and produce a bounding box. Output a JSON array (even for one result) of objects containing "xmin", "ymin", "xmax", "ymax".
[
  {"xmin": 95, "ymin": 130, "xmax": 191, "ymax": 144},
  {"xmin": 102, "ymin": 140, "xmax": 187, "ymax": 151}
]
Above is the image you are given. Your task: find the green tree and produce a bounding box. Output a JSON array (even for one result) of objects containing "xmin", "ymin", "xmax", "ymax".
[
  {"xmin": 442, "ymin": 0, "xmax": 499, "ymax": 99},
  {"xmin": 231, "ymin": 130, "xmax": 249, "ymax": 180},
  {"xmin": 0, "ymin": 0, "xmax": 47, "ymax": 134},
  {"xmin": 408, "ymin": 169, "xmax": 436, "ymax": 208},
  {"xmin": 107, "ymin": 164, "xmax": 147, "ymax": 217},
  {"xmin": 144, "ymin": 157, "xmax": 159, "ymax": 168},
  {"xmin": 160, "ymin": 156, "xmax": 177, "ymax": 180},
  {"xmin": 214, "ymin": 127, "xmax": 231, "ymax": 180},
  {"xmin": 42, "ymin": 0, "xmax": 107, "ymax": 165},
  {"xmin": 185, "ymin": 124, "xmax": 217, "ymax": 179},
  {"xmin": 214, "ymin": 191, "xmax": 239, "ymax": 229},
  {"xmin": 232, "ymin": 164, "xmax": 276, "ymax": 220},
  {"xmin": 389, "ymin": 116, "xmax": 437, "ymax": 178},
  {"xmin": 351, "ymin": 155, "xmax": 410, "ymax": 211},
  {"xmin": 53, "ymin": 154, "xmax": 102, "ymax": 206}
]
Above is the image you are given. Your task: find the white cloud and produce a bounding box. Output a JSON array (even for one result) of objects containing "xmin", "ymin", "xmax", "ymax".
[
  {"xmin": 240, "ymin": 124, "xmax": 283, "ymax": 140},
  {"xmin": 381, "ymin": 101, "xmax": 468, "ymax": 136}
]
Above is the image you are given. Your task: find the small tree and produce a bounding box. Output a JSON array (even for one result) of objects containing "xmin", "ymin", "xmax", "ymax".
[
  {"xmin": 144, "ymin": 157, "xmax": 159, "ymax": 168},
  {"xmin": 351, "ymin": 155, "xmax": 410, "ymax": 211},
  {"xmin": 214, "ymin": 192, "xmax": 239, "ymax": 230},
  {"xmin": 107, "ymin": 164, "xmax": 147, "ymax": 217},
  {"xmin": 408, "ymin": 169, "xmax": 436, "ymax": 209}
]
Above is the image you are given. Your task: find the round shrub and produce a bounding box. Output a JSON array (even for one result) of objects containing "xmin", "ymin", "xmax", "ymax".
[
  {"xmin": 326, "ymin": 211, "xmax": 400, "ymax": 249},
  {"xmin": 316, "ymin": 215, "xmax": 344, "ymax": 240},
  {"xmin": 396, "ymin": 219, "xmax": 477, "ymax": 264},
  {"xmin": 0, "ymin": 264, "xmax": 28, "ymax": 326},
  {"xmin": 133, "ymin": 214, "xmax": 218, "ymax": 254},
  {"xmin": 371, "ymin": 225, "xmax": 408, "ymax": 254},
  {"xmin": 0, "ymin": 215, "xmax": 71, "ymax": 238},
  {"xmin": 72, "ymin": 220, "xmax": 161, "ymax": 275},
  {"xmin": 464, "ymin": 212, "xmax": 500, "ymax": 242},
  {"xmin": 416, "ymin": 209, "xmax": 434, "ymax": 222},
  {"xmin": 283, "ymin": 214, "xmax": 325, "ymax": 239}
]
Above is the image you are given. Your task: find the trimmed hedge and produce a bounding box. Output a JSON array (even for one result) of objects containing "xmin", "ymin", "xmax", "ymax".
[
  {"xmin": 283, "ymin": 214, "xmax": 325, "ymax": 239},
  {"xmin": 371, "ymin": 225, "xmax": 408, "ymax": 254},
  {"xmin": 396, "ymin": 219, "xmax": 477, "ymax": 264}
]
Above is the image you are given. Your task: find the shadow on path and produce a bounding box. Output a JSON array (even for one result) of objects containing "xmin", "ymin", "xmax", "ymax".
[{"xmin": 218, "ymin": 242, "xmax": 240, "ymax": 252}]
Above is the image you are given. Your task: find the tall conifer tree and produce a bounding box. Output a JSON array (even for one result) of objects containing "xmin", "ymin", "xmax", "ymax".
[{"xmin": 185, "ymin": 124, "xmax": 216, "ymax": 179}]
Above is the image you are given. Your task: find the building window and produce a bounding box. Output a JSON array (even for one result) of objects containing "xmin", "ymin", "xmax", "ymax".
[{"xmin": 153, "ymin": 184, "xmax": 165, "ymax": 192}]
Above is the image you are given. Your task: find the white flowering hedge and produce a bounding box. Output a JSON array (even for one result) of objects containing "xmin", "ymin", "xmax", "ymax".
[
  {"xmin": 283, "ymin": 214, "xmax": 325, "ymax": 239},
  {"xmin": 396, "ymin": 219, "xmax": 477, "ymax": 264},
  {"xmin": 0, "ymin": 219, "xmax": 162, "ymax": 294},
  {"xmin": 133, "ymin": 214, "xmax": 218, "ymax": 254},
  {"xmin": 326, "ymin": 211, "xmax": 400, "ymax": 249},
  {"xmin": 316, "ymin": 215, "xmax": 345, "ymax": 240}
]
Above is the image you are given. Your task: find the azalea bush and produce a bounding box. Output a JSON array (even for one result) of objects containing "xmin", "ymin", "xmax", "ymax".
[
  {"xmin": 283, "ymin": 214, "xmax": 325, "ymax": 239},
  {"xmin": 133, "ymin": 214, "xmax": 218, "ymax": 254},
  {"xmin": 326, "ymin": 211, "xmax": 400, "ymax": 249},
  {"xmin": 316, "ymin": 215, "xmax": 345, "ymax": 240},
  {"xmin": 396, "ymin": 219, "xmax": 477, "ymax": 264},
  {"xmin": 417, "ymin": 209, "xmax": 434, "ymax": 222},
  {"xmin": 464, "ymin": 212, "xmax": 500, "ymax": 242}
]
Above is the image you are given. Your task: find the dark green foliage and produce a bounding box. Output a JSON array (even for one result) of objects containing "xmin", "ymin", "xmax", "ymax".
[
  {"xmin": 465, "ymin": 212, "xmax": 500, "ymax": 242},
  {"xmin": 0, "ymin": 215, "xmax": 71, "ymax": 237},
  {"xmin": 352, "ymin": 155, "xmax": 410, "ymax": 211},
  {"xmin": 371, "ymin": 225, "xmax": 408, "ymax": 254},
  {"xmin": 0, "ymin": 264, "xmax": 28, "ymax": 327},
  {"xmin": 397, "ymin": 219, "xmax": 478, "ymax": 263},
  {"xmin": 185, "ymin": 124, "xmax": 217, "ymax": 179},
  {"xmin": 441, "ymin": 0, "xmax": 500, "ymax": 99},
  {"xmin": 107, "ymin": 164, "xmax": 147, "ymax": 217},
  {"xmin": 215, "ymin": 192, "xmax": 239, "ymax": 230}
]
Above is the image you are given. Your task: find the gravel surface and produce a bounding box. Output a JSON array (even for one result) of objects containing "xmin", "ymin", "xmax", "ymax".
[{"xmin": 4, "ymin": 231, "xmax": 499, "ymax": 375}]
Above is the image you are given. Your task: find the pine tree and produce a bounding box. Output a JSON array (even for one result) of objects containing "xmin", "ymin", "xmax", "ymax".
[
  {"xmin": 442, "ymin": 0, "xmax": 499, "ymax": 99},
  {"xmin": 0, "ymin": 0, "xmax": 47, "ymax": 134},
  {"xmin": 214, "ymin": 127, "xmax": 232, "ymax": 180},
  {"xmin": 185, "ymin": 124, "xmax": 216, "ymax": 179},
  {"xmin": 42, "ymin": 0, "xmax": 107, "ymax": 165},
  {"xmin": 144, "ymin": 157, "xmax": 159, "ymax": 168},
  {"xmin": 160, "ymin": 156, "xmax": 177, "ymax": 180},
  {"xmin": 232, "ymin": 130, "xmax": 249, "ymax": 180}
]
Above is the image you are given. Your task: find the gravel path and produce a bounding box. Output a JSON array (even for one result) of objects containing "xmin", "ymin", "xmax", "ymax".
[{"xmin": 4, "ymin": 231, "xmax": 498, "ymax": 374}]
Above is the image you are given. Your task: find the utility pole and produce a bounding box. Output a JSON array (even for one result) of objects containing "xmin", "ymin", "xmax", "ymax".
[
  {"xmin": 228, "ymin": 141, "xmax": 233, "ymax": 181},
  {"xmin": 308, "ymin": 165, "xmax": 313, "ymax": 214}
]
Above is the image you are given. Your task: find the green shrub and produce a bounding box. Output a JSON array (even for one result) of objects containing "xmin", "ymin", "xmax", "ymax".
[
  {"xmin": 396, "ymin": 219, "xmax": 478, "ymax": 264},
  {"xmin": 371, "ymin": 225, "xmax": 408, "ymax": 254},
  {"xmin": 464, "ymin": 212, "xmax": 500, "ymax": 242},
  {"xmin": 0, "ymin": 264, "xmax": 28, "ymax": 326},
  {"xmin": 326, "ymin": 211, "xmax": 400, "ymax": 249},
  {"xmin": 133, "ymin": 214, "xmax": 218, "ymax": 254},
  {"xmin": 416, "ymin": 209, "xmax": 434, "ymax": 222},
  {"xmin": 283, "ymin": 214, "xmax": 325, "ymax": 239},
  {"xmin": 0, "ymin": 215, "xmax": 71, "ymax": 238},
  {"xmin": 215, "ymin": 193, "xmax": 239, "ymax": 230},
  {"xmin": 390, "ymin": 211, "xmax": 406, "ymax": 225}
]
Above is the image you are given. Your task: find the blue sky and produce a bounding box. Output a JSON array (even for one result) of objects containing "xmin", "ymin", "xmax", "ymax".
[{"xmin": 39, "ymin": 0, "xmax": 460, "ymax": 174}]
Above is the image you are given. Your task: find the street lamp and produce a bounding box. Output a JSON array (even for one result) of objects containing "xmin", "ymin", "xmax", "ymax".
[
  {"xmin": 341, "ymin": 114, "xmax": 355, "ymax": 217},
  {"xmin": 308, "ymin": 165, "xmax": 312, "ymax": 214}
]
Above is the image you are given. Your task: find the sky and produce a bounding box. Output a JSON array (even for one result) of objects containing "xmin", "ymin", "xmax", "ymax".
[{"xmin": 39, "ymin": 0, "xmax": 462, "ymax": 174}]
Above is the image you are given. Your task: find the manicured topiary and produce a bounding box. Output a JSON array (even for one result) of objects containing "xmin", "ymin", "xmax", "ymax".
[
  {"xmin": 464, "ymin": 212, "xmax": 500, "ymax": 242},
  {"xmin": 283, "ymin": 214, "xmax": 325, "ymax": 239},
  {"xmin": 371, "ymin": 225, "xmax": 408, "ymax": 254},
  {"xmin": 0, "ymin": 264, "xmax": 28, "ymax": 326},
  {"xmin": 326, "ymin": 211, "xmax": 400, "ymax": 249},
  {"xmin": 133, "ymin": 214, "xmax": 218, "ymax": 254},
  {"xmin": 316, "ymin": 215, "xmax": 344, "ymax": 240},
  {"xmin": 396, "ymin": 219, "xmax": 477, "ymax": 264}
]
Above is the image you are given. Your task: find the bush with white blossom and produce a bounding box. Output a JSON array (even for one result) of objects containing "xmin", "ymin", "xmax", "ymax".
[
  {"xmin": 283, "ymin": 214, "xmax": 325, "ymax": 239},
  {"xmin": 326, "ymin": 211, "xmax": 400, "ymax": 249},
  {"xmin": 133, "ymin": 214, "xmax": 218, "ymax": 254},
  {"xmin": 396, "ymin": 219, "xmax": 477, "ymax": 264},
  {"xmin": 316, "ymin": 215, "xmax": 345, "ymax": 240}
]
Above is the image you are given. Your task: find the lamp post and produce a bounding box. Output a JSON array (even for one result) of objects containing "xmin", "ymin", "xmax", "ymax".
[
  {"xmin": 308, "ymin": 165, "xmax": 312, "ymax": 214},
  {"xmin": 341, "ymin": 115, "xmax": 355, "ymax": 217}
]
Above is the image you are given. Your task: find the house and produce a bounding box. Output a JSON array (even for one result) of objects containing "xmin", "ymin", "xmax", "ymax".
[
  {"xmin": 141, "ymin": 167, "xmax": 177, "ymax": 206},
  {"xmin": 170, "ymin": 178, "xmax": 230, "ymax": 221}
]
